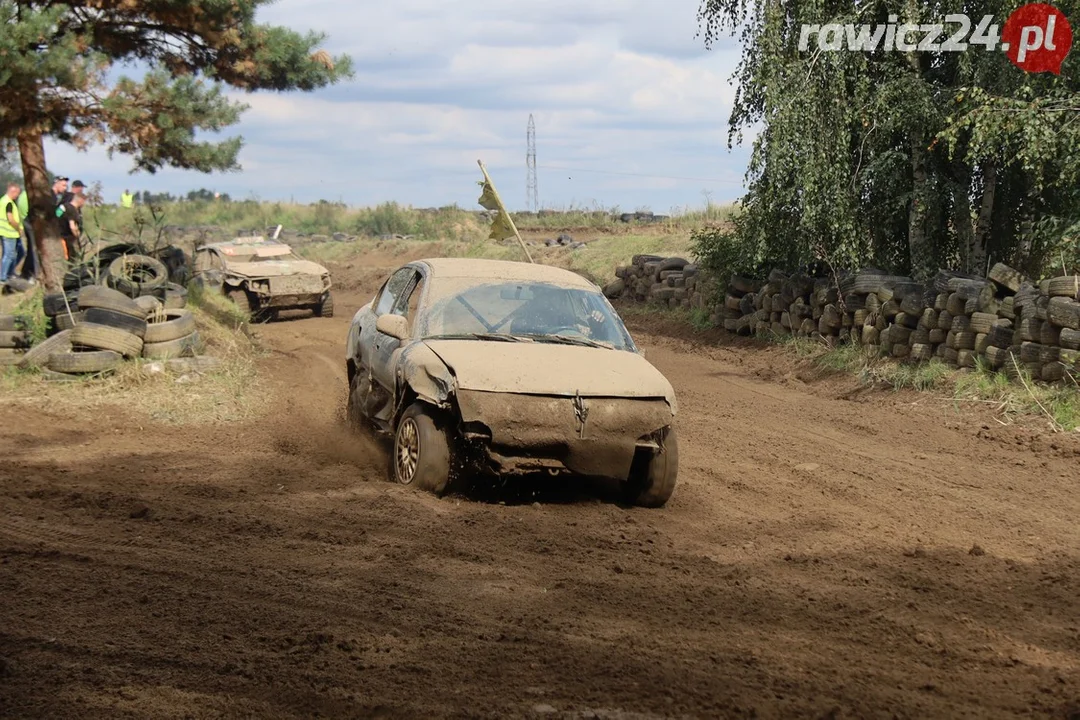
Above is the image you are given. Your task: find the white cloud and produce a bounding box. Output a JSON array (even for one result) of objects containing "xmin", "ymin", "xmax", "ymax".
[{"xmin": 40, "ymin": 0, "xmax": 752, "ymax": 211}]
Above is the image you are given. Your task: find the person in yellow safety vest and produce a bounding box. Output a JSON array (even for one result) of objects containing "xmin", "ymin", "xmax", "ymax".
[
  {"xmin": 13, "ymin": 184, "xmax": 34, "ymax": 281},
  {"xmin": 121, "ymin": 190, "xmax": 134, "ymax": 208},
  {"xmin": 0, "ymin": 183, "xmax": 25, "ymax": 282}
]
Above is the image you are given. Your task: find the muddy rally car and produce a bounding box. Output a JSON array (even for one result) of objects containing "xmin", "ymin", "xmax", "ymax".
[
  {"xmin": 192, "ymin": 237, "xmax": 333, "ymax": 318},
  {"xmin": 345, "ymin": 258, "xmax": 679, "ymax": 507}
]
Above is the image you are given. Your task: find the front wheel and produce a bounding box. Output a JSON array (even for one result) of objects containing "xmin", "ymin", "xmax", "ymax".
[
  {"xmin": 392, "ymin": 402, "xmax": 454, "ymax": 496},
  {"xmin": 622, "ymin": 427, "xmax": 678, "ymax": 508}
]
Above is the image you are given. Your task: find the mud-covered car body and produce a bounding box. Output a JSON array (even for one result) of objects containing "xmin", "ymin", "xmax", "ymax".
[
  {"xmin": 345, "ymin": 258, "xmax": 679, "ymax": 506},
  {"xmin": 193, "ymin": 237, "xmax": 332, "ymax": 315}
]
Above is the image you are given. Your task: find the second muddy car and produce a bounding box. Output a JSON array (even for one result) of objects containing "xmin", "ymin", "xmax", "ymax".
[
  {"xmin": 345, "ymin": 258, "xmax": 679, "ymax": 507},
  {"xmin": 193, "ymin": 236, "xmax": 333, "ymax": 319}
]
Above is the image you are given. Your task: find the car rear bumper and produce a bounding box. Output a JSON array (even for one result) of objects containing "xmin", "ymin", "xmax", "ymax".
[{"xmin": 454, "ymin": 390, "xmax": 674, "ymax": 480}]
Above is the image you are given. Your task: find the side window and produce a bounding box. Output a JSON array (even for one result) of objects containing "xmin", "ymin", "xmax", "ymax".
[
  {"xmin": 396, "ymin": 276, "xmax": 426, "ymax": 330},
  {"xmin": 374, "ymin": 268, "xmax": 415, "ymax": 316}
]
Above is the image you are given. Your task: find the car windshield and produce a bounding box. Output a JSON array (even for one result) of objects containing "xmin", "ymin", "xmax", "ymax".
[{"xmin": 417, "ymin": 279, "xmax": 636, "ymax": 351}]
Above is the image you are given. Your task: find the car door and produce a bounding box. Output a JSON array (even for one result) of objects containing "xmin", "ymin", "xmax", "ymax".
[
  {"xmin": 370, "ymin": 267, "xmax": 423, "ymax": 393},
  {"xmin": 357, "ymin": 266, "xmax": 418, "ymax": 421}
]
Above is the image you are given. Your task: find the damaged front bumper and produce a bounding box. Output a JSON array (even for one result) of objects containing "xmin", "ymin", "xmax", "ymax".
[
  {"xmin": 453, "ymin": 390, "xmax": 675, "ymax": 480},
  {"xmin": 246, "ymin": 274, "xmax": 331, "ymax": 308}
]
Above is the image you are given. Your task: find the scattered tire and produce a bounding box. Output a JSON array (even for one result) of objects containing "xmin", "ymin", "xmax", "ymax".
[
  {"xmin": 18, "ymin": 330, "xmax": 73, "ymax": 369},
  {"xmin": 55, "ymin": 311, "xmax": 84, "ymax": 331},
  {"xmin": 0, "ymin": 330, "xmax": 30, "ymax": 349},
  {"xmin": 70, "ymin": 323, "xmax": 144, "ymax": 358},
  {"xmin": 622, "ymin": 427, "xmax": 678, "ymax": 508},
  {"xmin": 1046, "ymin": 297, "xmax": 1080, "ymax": 330},
  {"xmin": 1046, "ymin": 276, "xmax": 1080, "ymax": 299},
  {"xmin": 0, "ymin": 348, "xmax": 26, "ymax": 366},
  {"xmin": 144, "ymin": 309, "xmax": 196, "ymax": 344},
  {"xmin": 142, "ymin": 331, "xmax": 201, "ymax": 360},
  {"xmin": 163, "ymin": 283, "xmax": 188, "ymax": 309},
  {"xmin": 47, "ymin": 349, "xmax": 123, "ymax": 374},
  {"xmin": 43, "ymin": 291, "xmax": 79, "ymax": 317},
  {"xmin": 78, "ymin": 285, "xmax": 145, "ymax": 319},
  {"xmin": 106, "ymin": 254, "xmax": 169, "ymax": 296},
  {"xmin": 83, "ymin": 307, "xmax": 149, "ymax": 338},
  {"xmin": 135, "ymin": 295, "xmax": 164, "ymax": 315}
]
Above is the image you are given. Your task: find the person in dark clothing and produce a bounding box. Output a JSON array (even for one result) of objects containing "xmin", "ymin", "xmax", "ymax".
[
  {"xmin": 56, "ymin": 193, "xmax": 85, "ymax": 261},
  {"xmin": 52, "ymin": 176, "xmax": 69, "ymax": 207}
]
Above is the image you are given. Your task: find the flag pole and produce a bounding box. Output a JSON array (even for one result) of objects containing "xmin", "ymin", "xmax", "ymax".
[{"xmin": 477, "ymin": 160, "xmax": 534, "ymax": 264}]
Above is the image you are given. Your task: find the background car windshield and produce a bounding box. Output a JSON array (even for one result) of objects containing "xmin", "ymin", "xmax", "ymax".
[{"xmin": 419, "ymin": 279, "xmax": 635, "ymax": 351}]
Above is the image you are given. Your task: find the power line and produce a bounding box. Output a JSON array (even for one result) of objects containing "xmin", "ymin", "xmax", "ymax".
[
  {"xmin": 536, "ymin": 164, "xmax": 744, "ymax": 185},
  {"xmin": 526, "ymin": 114, "xmax": 538, "ymax": 212}
]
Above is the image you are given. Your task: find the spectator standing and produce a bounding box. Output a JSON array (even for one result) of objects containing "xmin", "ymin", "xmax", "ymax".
[
  {"xmin": 121, "ymin": 189, "xmax": 134, "ymax": 208},
  {"xmin": 0, "ymin": 183, "xmax": 24, "ymax": 281},
  {"xmin": 56, "ymin": 193, "xmax": 85, "ymax": 261},
  {"xmin": 52, "ymin": 176, "xmax": 69, "ymax": 206},
  {"xmin": 13, "ymin": 184, "xmax": 34, "ymax": 280},
  {"xmin": 60, "ymin": 179, "xmax": 85, "ymax": 206}
]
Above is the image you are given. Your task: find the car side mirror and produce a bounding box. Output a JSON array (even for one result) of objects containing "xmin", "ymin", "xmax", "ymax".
[{"xmin": 376, "ymin": 313, "xmax": 409, "ymax": 340}]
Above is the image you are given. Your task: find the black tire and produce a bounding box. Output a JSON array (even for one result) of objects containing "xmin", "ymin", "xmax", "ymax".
[
  {"xmin": 106, "ymin": 254, "xmax": 169, "ymax": 296},
  {"xmin": 227, "ymin": 288, "xmax": 253, "ymax": 315},
  {"xmin": 43, "ymin": 291, "xmax": 80, "ymax": 317},
  {"xmin": 622, "ymin": 427, "xmax": 679, "ymax": 508},
  {"xmin": 144, "ymin": 309, "xmax": 196, "ymax": 344},
  {"xmin": 83, "ymin": 307, "xmax": 148, "ymax": 338},
  {"xmin": 163, "ymin": 283, "xmax": 188, "ymax": 309},
  {"xmin": 77, "ymin": 285, "xmax": 145, "ymax": 319},
  {"xmin": 142, "ymin": 331, "xmax": 201, "ymax": 360},
  {"xmin": 47, "ymin": 349, "xmax": 123, "ymax": 374},
  {"xmin": 316, "ymin": 292, "xmax": 334, "ymax": 317},
  {"xmin": 391, "ymin": 402, "xmax": 454, "ymax": 496}
]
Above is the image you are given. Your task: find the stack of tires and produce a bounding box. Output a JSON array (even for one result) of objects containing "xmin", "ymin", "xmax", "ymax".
[
  {"xmin": 46, "ymin": 253, "xmax": 187, "ymax": 337},
  {"xmin": 0, "ymin": 313, "xmax": 32, "ymax": 368},
  {"xmin": 22, "ymin": 286, "xmax": 203, "ymax": 379}
]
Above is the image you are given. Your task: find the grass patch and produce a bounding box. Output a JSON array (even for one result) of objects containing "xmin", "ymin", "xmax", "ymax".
[
  {"xmin": 757, "ymin": 331, "xmax": 1080, "ymax": 430},
  {"xmin": 84, "ymin": 199, "xmax": 736, "ymax": 245}
]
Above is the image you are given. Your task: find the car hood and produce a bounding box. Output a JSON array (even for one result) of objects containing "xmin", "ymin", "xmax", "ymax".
[
  {"xmin": 225, "ymin": 260, "xmax": 327, "ymax": 277},
  {"xmin": 422, "ymin": 339, "xmax": 676, "ymax": 407}
]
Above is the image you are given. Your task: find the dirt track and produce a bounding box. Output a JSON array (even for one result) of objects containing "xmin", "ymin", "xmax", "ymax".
[{"xmin": 2, "ymin": 253, "xmax": 1079, "ymax": 719}]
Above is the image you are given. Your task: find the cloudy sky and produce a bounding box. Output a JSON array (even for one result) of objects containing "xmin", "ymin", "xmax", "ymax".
[{"xmin": 45, "ymin": 0, "xmax": 751, "ymax": 213}]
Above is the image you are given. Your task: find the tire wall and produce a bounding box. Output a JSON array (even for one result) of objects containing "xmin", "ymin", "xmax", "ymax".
[{"xmin": 608, "ymin": 256, "xmax": 1080, "ymax": 387}]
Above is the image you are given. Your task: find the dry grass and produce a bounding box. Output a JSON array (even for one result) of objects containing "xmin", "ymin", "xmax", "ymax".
[{"xmin": 299, "ymin": 233, "xmax": 695, "ymax": 286}]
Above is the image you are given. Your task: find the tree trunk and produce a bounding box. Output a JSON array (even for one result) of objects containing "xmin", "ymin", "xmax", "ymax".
[
  {"xmin": 17, "ymin": 127, "xmax": 64, "ymax": 292},
  {"xmin": 908, "ymin": 135, "xmax": 932, "ymax": 279},
  {"xmin": 972, "ymin": 161, "xmax": 996, "ymax": 274}
]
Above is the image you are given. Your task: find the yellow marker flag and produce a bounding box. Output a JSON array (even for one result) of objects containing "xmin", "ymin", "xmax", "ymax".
[
  {"xmin": 475, "ymin": 160, "xmax": 533, "ymax": 263},
  {"xmin": 477, "ymin": 181, "xmax": 501, "ymax": 212}
]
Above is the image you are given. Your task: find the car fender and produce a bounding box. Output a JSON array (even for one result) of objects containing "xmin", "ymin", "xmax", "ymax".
[{"xmin": 395, "ymin": 342, "xmax": 456, "ymax": 412}]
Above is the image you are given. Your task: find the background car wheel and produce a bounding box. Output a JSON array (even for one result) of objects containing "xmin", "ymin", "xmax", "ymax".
[
  {"xmin": 316, "ymin": 292, "xmax": 333, "ymax": 318},
  {"xmin": 392, "ymin": 402, "xmax": 453, "ymax": 496},
  {"xmin": 623, "ymin": 427, "xmax": 678, "ymax": 508},
  {"xmin": 227, "ymin": 289, "xmax": 252, "ymax": 316}
]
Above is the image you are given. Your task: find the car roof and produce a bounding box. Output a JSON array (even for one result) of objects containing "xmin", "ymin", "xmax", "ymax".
[
  {"xmin": 201, "ymin": 237, "xmax": 290, "ymax": 251},
  {"xmin": 414, "ymin": 258, "xmax": 596, "ymax": 289}
]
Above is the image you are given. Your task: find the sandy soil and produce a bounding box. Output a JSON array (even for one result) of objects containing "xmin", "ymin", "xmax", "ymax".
[{"xmin": 2, "ymin": 251, "xmax": 1079, "ymax": 719}]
